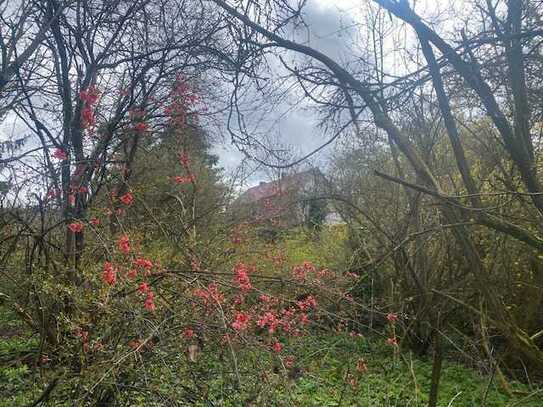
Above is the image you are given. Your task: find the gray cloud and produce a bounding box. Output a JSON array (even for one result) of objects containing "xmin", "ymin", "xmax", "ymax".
[{"xmin": 218, "ymin": 1, "xmax": 358, "ymax": 185}]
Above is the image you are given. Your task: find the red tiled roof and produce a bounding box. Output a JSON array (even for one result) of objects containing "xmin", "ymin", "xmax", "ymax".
[{"xmin": 239, "ymin": 169, "xmax": 321, "ymax": 203}]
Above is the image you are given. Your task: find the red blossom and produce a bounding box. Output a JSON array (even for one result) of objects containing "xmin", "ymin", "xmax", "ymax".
[
  {"xmin": 284, "ymin": 356, "xmax": 295, "ymax": 368},
  {"xmin": 193, "ymin": 282, "xmax": 224, "ymax": 306},
  {"xmin": 80, "ymin": 87, "xmax": 100, "ymax": 105},
  {"xmin": 135, "ymin": 257, "xmax": 153, "ymax": 270},
  {"xmin": 80, "ymin": 86, "xmax": 99, "ymax": 129},
  {"xmin": 89, "ymin": 218, "xmax": 100, "ymax": 227},
  {"xmin": 68, "ymin": 194, "xmax": 76, "ymax": 206},
  {"xmin": 137, "ymin": 282, "xmax": 150, "ymax": 294},
  {"xmin": 102, "ymin": 262, "xmax": 117, "ymax": 285},
  {"xmin": 271, "ymin": 341, "xmax": 283, "ymax": 353},
  {"xmin": 75, "ymin": 327, "xmax": 89, "ymax": 343},
  {"xmin": 68, "ymin": 222, "xmax": 84, "ymax": 233},
  {"xmin": 179, "ymin": 151, "xmax": 191, "ymax": 167},
  {"xmin": 144, "ymin": 291, "xmax": 156, "ymax": 311},
  {"xmin": 298, "ymin": 313, "xmax": 310, "ymax": 325},
  {"xmin": 231, "ymin": 311, "xmax": 251, "ymax": 331},
  {"xmin": 183, "ymin": 328, "xmax": 194, "ymax": 339},
  {"xmin": 117, "ymin": 234, "xmax": 131, "ymax": 255},
  {"xmin": 190, "ymin": 257, "xmax": 201, "ymax": 272},
  {"xmin": 164, "ymin": 77, "xmax": 199, "ymax": 128},
  {"xmin": 81, "ymin": 106, "xmax": 95, "ymax": 129},
  {"xmin": 53, "ymin": 148, "xmax": 68, "ymax": 160},
  {"xmin": 174, "ymin": 174, "xmax": 196, "ymax": 184},
  {"xmin": 303, "ymin": 261, "xmax": 315, "ymax": 272},
  {"xmin": 120, "ymin": 192, "xmax": 134, "ymax": 206},
  {"xmin": 126, "ymin": 268, "xmax": 137, "ymax": 280},
  {"xmin": 292, "ymin": 262, "xmax": 315, "ymax": 280},
  {"xmin": 233, "ymin": 294, "xmax": 245, "ymax": 306},
  {"xmin": 386, "ymin": 313, "xmax": 399, "ymax": 323},
  {"xmin": 134, "ymin": 121, "xmax": 149, "ymax": 133},
  {"xmin": 257, "ymin": 311, "xmax": 279, "ymax": 333},
  {"xmin": 297, "ymin": 295, "xmax": 318, "ymax": 311},
  {"xmin": 233, "ymin": 262, "xmax": 252, "ymax": 292}
]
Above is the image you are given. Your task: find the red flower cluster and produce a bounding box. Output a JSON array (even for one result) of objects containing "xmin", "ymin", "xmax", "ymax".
[
  {"xmin": 68, "ymin": 222, "xmax": 84, "ymax": 233},
  {"xmin": 297, "ymin": 295, "xmax": 318, "ymax": 312},
  {"xmin": 120, "ymin": 192, "xmax": 134, "ymax": 206},
  {"xmin": 174, "ymin": 174, "xmax": 195, "ymax": 184},
  {"xmin": 183, "ymin": 328, "xmax": 194, "ymax": 339},
  {"xmin": 128, "ymin": 108, "xmax": 148, "ymax": 134},
  {"xmin": 386, "ymin": 313, "xmax": 399, "ymax": 323},
  {"xmin": 193, "ymin": 283, "xmax": 224, "ymax": 307},
  {"xmin": 53, "ymin": 148, "xmax": 68, "ymax": 160},
  {"xmin": 257, "ymin": 311, "xmax": 279, "ymax": 334},
  {"xmin": 179, "ymin": 151, "xmax": 191, "ymax": 167},
  {"xmin": 233, "ymin": 262, "xmax": 252, "ymax": 292},
  {"xmin": 231, "ymin": 311, "xmax": 251, "ymax": 331},
  {"xmin": 271, "ymin": 341, "xmax": 283, "ymax": 353},
  {"xmin": 134, "ymin": 257, "xmax": 153, "ymax": 271},
  {"xmin": 173, "ymin": 149, "xmax": 196, "ymax": 186},
  {"xmin": 292, "ymin": 261, "xmax": 316, "ymax": 280},
  {"xmin": 137, "ymin": 282, "xmax": 150, "ymax": 294},
  {"xmin": 144, "ymin": 291, "xmax": 156, "ymax": 311},
  {"xmin": 80, "ymin": 86, "xmax": 99, "ymax": 129},
  {"xmin": 117, "ymin": 234, "xmax": 131, "ymax": 255},
  {"xmin": 164, "ymin": 75, "xmax": 199, "ymax": 128},
  {"xmin": 284, "ymin": 355, "xmax": 295, "ymax": 368},
  {"xmin": 75, "ymin": 327, "xmax": 90, "ymax": 353},
  {"xmin": 134, "ymin": 121, "xmax": 149, "ymax": 133},
  {"xmin": 102, "ymin": 262, "xmax": 117, "ymax": 285},
  {"xmin": 259, "ymin": 294, "xmax": 271, "ymax": 303}
]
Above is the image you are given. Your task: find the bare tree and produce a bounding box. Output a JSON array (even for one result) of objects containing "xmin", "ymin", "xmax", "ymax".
[{"xmin": 210, "ymin": 0, "xmax": 543, "ymax": 370}]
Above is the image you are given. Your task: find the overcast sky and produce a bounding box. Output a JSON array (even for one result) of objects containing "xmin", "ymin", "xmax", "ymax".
[
  {"xmin": 212, "ymin": 0, "xmax": 362, "ymax": 185},
  {"xmin": 213, "ymin": 0, "xmax": 471, "ymax": 187},
  {"xmin": 1, "ymin": 0, "xmax": 469, "ymax": 191}
]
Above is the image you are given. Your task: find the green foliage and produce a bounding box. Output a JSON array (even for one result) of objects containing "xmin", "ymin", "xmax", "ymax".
[
  {"xmin": 304, "ymin": 199, "xmax": 328, "ymax": 230},
  {"xmin": 282, "ymin": 226, "xmax": 351, "ymax": 271},
  {"xmin": 2, "ymin": 299, "xmax": 540, "ymax": 407}
]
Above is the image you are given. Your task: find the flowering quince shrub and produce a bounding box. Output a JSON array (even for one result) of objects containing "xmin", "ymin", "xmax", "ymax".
[
  {"xmin": 59, "ymin": 205, "xmax": 380, "ymax": 403},
  {"xmin": 2, "ymin": 75, "xmax": 404, "ymax": 405}
]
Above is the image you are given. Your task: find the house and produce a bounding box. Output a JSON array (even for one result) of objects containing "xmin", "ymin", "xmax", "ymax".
[{"xmin": 234, "ymin": 169, "xmax": 343, "ymax": 228}]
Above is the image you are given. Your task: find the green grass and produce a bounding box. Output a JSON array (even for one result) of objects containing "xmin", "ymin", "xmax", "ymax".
[
  {"xmin": 276, "ymin": 335, "xmax": 541, "ymax": 406},
  {"xmin": 1, "ymin": 304, "xmax": 542, "ymax": 406}
]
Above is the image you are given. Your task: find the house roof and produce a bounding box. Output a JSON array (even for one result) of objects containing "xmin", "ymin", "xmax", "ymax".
[{"xmin": 238, "ymin": 169, "xmax": 323, "ymax": 203}]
